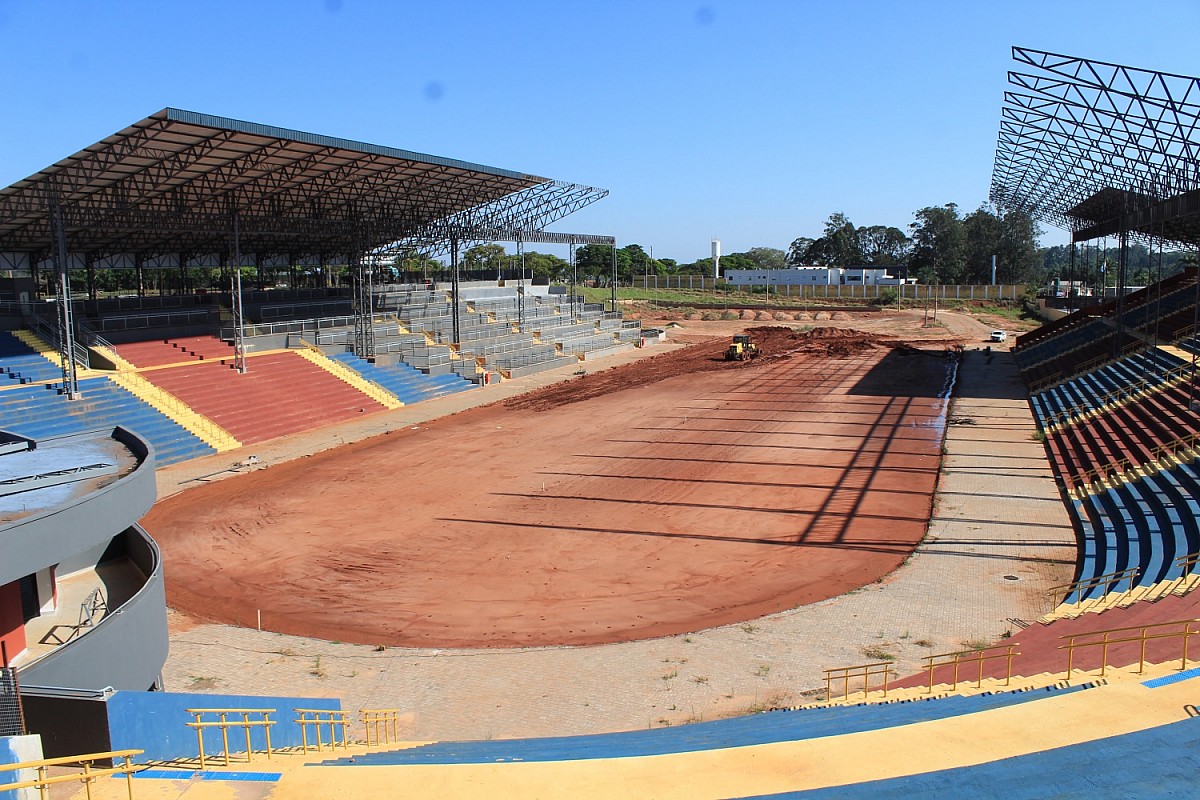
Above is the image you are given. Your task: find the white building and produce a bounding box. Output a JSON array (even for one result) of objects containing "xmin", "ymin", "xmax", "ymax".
[{"xmin": 723, "ymin": 267, "xmax": 902, "ymax": 287}]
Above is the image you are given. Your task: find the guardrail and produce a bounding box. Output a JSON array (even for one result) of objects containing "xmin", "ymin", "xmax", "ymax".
[
  {"xmin": 0, "ymin": 749, "xmax": 142, "ymax": 800},
  {"xmin": 1059, "ymin": 618, "xmax": 1200, "ymax": 679},
  {"xmin": 360, "ymin": 709, "xmax": 405, "ymax": 746},
  {"xmin": 1038, "ymin": 359, "xmax": 1193, "ymax": 430},
  {"xmin": 923, "ymin": 644, "xmax": 1020, "ymax": 693},
  {"xmin": 821, "ymin": 661, "xmax": 896, "ymax": 702},
  {"xmin": 1046, "ymin": 566, "xmax": 1142, "ymax": 609},
  {"xmin": 294, "ymin": 708, "xmax": 350, "ymax": 753},
  {"xmin": 1069, "ymin": 430, "xmax": 1200, "ymax": 492},
  {"xmin": 1027, "ymin": 338, "xmax": 1146, "ymax": 393},
  {"xmin": 186, "ymin": 707, "xmax": 275, "ymax": 768}
]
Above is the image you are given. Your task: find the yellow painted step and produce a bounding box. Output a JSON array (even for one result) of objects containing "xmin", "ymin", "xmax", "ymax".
[
  {"xmin": 11, "ymin": 329, "xmax": 98, "ymax": 377},
  {"xmin": 293, "ymin": 348, "xmax": 403, "ymax": 410},
  {"xmin": 107, "ymin": 371, "xmax": 242, "ymax": 452}
]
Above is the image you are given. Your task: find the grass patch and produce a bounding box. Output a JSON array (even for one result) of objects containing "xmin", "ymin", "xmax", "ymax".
[{"xmin": 860, "ymin": 645, "xmax": 896, "ymax": 662}]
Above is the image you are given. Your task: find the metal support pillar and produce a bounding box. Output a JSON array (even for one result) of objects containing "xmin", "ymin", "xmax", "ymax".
[
  {"xmin": 516, "ymin": 237, "xmax": 526, "ymax": 329},
  {"xmin": 135, "ymin": 254, "xmax": 145, "ymax": 297},
  {"xmin": 230, "ymin": 213, "xmax": 247, "ymax": 373},
  {"xmin": 1115, "ymin": 230, "xmax": 1129, "ymax": 358},
  {"xmin": 569, "ymin": 241, "xmax": 577, "ymax": 322},
  {"xmin": 450, "ymin": 236, "xmax": 461, "ymax": 345},
  {"xmin": 352, "ymin": 241, "xmax": 375, "ymax": 359},
  {"xmin": 1068, "ymin": 242, "xmax": 1076, "ymax": 314},
  {"xmin": 49, "ymin": 202, "xmax": 80, "ymax": 400},
  {"xmin": 610, "ymin": 244, "xmax": 618, "ymax": 312},
  {"xmin": 85, "ymin": 254, "xmax": 96, "ymax": 300}
]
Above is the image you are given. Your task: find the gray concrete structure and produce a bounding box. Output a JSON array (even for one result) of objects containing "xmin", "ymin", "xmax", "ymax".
[{"xmin": 0, "ymin": 427, "xmax": 167, "ymax": 692}]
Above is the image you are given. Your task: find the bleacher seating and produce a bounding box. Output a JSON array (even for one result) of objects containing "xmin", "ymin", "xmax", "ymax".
[
  {"xmin": 0, "ymin": 376, "xmax": 214, "ymax": 465},
  {"xmin": 115, "ymin": 335, "xmax": 237, "ymax": 368},
  {"xmin": 329, "ymin": 353, "xmax": 475, "ymax": 404},
  {"xmin": 138, "ymin": 352, "xmax": 387, "ymax": 444},
  {"xmin": 0, "ymin": 331, "xmax": 63, "ymax": 385}
]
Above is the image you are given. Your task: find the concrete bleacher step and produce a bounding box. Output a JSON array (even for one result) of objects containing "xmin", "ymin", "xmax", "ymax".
[
  {"xmin": 294, "ymin": 348, "xmax": 403, "ymax": 410},
  {"xmin": 107, "ymin": 371, "xmax": 242, "ymax": 452},
  {"xmin": 1040, "ymin": 572, "xmax": 1200, "ymax": 623}
]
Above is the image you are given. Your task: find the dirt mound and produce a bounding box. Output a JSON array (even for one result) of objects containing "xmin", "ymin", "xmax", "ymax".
[{"xmin": 506, "ymin": 327, "xmax": 898, "ymax": 413}]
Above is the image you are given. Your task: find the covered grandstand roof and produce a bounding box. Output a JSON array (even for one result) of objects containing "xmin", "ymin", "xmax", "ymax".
[
  {"xmin": 0, "ymin": 108, "xmax": 608, "ymax": 266},
  {"xmin": 990, "ymin": 47, "xmax": 1200, "ymax": 246}
]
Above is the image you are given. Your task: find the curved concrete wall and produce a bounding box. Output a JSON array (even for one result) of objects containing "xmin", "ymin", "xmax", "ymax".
[
  {"xmin": 0, "ymin": 427, "xmax": 156, "ymax": 585},
  {"xmin": 19, "ymin": 525, "xmax": 167, "ymax": 692}
]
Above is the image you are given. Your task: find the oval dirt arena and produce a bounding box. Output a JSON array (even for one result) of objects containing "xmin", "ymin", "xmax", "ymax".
[{"xmin": 144, "ymin": 328, "xmax": 955, "ymax": 648}]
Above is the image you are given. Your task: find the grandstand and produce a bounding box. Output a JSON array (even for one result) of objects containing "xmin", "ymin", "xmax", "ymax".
[{"xmin": 8, "ymin": 48, "xmax": 1200, "ymax": 800}]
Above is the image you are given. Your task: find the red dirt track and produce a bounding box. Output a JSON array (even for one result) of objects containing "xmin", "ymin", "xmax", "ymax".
[{"xmin": 144, "ymin": 328, "xmax": 955, "ymax": 648}]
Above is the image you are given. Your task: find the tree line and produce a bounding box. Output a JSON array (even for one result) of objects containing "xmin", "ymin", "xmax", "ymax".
[{"xmin": 387, "ymin": 202, "xmax": 1196, "ymax": 289}]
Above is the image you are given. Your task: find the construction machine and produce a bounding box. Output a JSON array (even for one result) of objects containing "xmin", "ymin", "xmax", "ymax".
[{"xmin": 724, "ymin": 334, "xmax": 759, "ymax": 361}]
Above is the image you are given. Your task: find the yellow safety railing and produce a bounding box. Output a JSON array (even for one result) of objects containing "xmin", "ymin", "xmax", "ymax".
[
  {"xmin": 1060, "ymin": 618, "xmax": 1200, "ymax": 679},
  {"xmin": 186, "ymin": 707, "xmax": 275, "ymax": 769},
  {"xmin": 1028, "ymin": 339, "xmax": 1148, "ymax": 394},
  {"xmin": 821, "ymin": 661, "xmax": 896, "ymax": 703},
  {"xmin": 1066, "ymin": 430, "xmax": 1200, "ymax": 494},
  {"xmin": 1046, "ymin": 566, "xmax": 1143, "ymax": 608},
  {"xmin": 923, "ymin": 644, "xmax": 1020, "ymax": 693},
  {"xmin": 360, "ymin": 708, "xmax": 405, "ymax": 747},
  {"xmin": 294, "ymin": 708, "xmax": 350, "ymax": 753},
  {"xmin": 0, "ymin": 748, "xmax": 142, "ymax": 800},
  {"xmin": 1039, "ymin": 360, "xmax": 1195, "ymax": 431}
]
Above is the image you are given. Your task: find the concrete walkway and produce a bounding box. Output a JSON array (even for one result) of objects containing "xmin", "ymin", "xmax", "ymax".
[{"xmin": 160, "ymin": 339, "xmax": 1078, "ymax": 741}]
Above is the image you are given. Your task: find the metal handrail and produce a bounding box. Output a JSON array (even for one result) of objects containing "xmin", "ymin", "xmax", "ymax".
[
  {"xmin": 1028, "ymin": 338, "xmax": 1147, "ymax": 393},
  {"xmin": 0, "ymin": 749, "xmax": 143, "ymax": 799},
  {"xmin": 186, "ymin": 707, "xmax": 275, "ymax": 769},
  {"xmin": 294, "ymin": 708, "xmax": 350, "ymax": 753},
  {"xmin": 923, "ymin": 644, "xmax": 1020, "ymax": 693},
  {"xmin": 821, "ymin": 661, "xmax": 896, "ymax": 702},
  {"xmin": 360, "ymin": 708, "xmax": 405, "ymax": 747},
  {"xmin": 1039, "ymin": 360, "xmax": 1194, "ymax": 431},
  {"xmin": 1047, "ymin": 566, "xmax": 1142, "ymax": 606},
  {"xmin": 1068, "ymin": 430, "xmax": 1200, "ymax": 491},
  {"xmin": 1059, "ymin": 617, "xmax": 1200, "ymax": 679}
]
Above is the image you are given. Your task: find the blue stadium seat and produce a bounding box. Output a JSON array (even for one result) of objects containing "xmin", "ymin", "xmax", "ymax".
[
  {"xmin": 329, "ymin": 352, "xmax": 475, "ymax": 405},
  {"xmin": 0, "ymin": 376, "xmax": 215, "ymax": 466}
]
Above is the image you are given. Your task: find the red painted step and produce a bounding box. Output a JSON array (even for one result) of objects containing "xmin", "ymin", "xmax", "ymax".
[
  {"xmin": 137, "ymin": 352, "xmax": 386, "ymax": 443},
  {"xmin": 115, "ymin": 335, "xmax": 236, "ymax": 368}
]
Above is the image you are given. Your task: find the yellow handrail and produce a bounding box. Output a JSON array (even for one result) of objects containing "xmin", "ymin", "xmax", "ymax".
[
  {"xmin": 360, "ymin": 708, "xmax": 405, "ymax": 747},
  {"xmin": 1047, "ymin": 566, "xmax": 1142, "ymax": 606},
  {"xmin": 186, "ymin": 707, "xmax": 275, "ymax": 769},
  {"xmin": 1059, "ymin": 617, "xmax": 1200, "ymax": 679},
  {"xmin": 923, "ymin": 644, "xmax": 1020, "ymax": 693},
  {"xmin": 1040, "ymin": 360, "xmax": 1195, "ymax": 431},
  {"xmin": 1067, "ymin": 430, "xmax": 1200, "ymax": 492},
  {"xmin": 821, "ymin": 661, "xmax": 896, "ymax": 703},
  {"xmin": 294, "ymin": 708, "xmax": 350, "ymax": 753},
  {"xmin": 1028, "ymin": 339, "xmax": 1148, "ymax": 393},
  {"xmin": 0, "ymin": 748, "xmax": 142, "ymax": 799}
]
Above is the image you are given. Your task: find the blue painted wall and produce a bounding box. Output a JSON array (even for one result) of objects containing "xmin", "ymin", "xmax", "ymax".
[{"xmin": 107, "ymin": 691, "xmax": 341, "ymax": 763}]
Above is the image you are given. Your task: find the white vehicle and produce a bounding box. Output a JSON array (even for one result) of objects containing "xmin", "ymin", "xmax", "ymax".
[{"xmin": 990, "ymin": 330, "xmax": 1008, "ymax": 342}]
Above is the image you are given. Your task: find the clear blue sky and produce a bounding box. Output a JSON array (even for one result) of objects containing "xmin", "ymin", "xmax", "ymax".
[{"xmin": 2, "ymin": 0, "xmax": 1198, "ymax": 264}]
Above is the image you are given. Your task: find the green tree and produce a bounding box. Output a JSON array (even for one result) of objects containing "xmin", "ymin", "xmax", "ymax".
[
  {"xmin": 523, "ymin": 250, "xmax": 569, "ymax": 282},
  {"xmin": 745, "ymin": 247, "xmax": 788, "ymax": 270},
  {"xmin": 806, "ymin": 212, "xmax": 863, "ymax": 267},
  {"xmin": 908, "ymin": 204, "xmax": 965, "ymax": 284},
  {"xmin": 857, "ymin": 225, "xmax": 910, "ymax": 266},
  {"xmin": 787, "ymin": 236, "xmax": 815, "ymax": 266},
  {"xmin": 461, "ymin": 243, "xmax": 506, "ymax": 272}
]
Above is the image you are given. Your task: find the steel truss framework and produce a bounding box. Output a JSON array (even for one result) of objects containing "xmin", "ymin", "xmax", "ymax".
[
  {"xmin": 990, "ymin": 47, "xmax": 1200, "ymax": 247},
  {"xmin": 991, "ymin": 47, "xmax": 1200, "ymax": 364},
  {"xmin": 0, "ymin": 108, "xmax": 612, "ymax": 385}
]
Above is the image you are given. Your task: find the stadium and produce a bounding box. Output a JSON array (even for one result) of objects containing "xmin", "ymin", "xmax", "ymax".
[{"xmin": 2, "ymin": 46, "xmax": 1200, "ymax": 798}]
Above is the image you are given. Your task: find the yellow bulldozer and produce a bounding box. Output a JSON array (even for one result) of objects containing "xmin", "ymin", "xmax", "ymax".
[{"xmin": 724, "ymin": 334, "xmax": 760, "ymax": 361}]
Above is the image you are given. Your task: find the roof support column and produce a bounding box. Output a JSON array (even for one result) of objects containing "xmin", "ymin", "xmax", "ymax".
[
  {"xmin": 135, "ymin": 254, "xmax": 145, "ymax": 297},
  {"xmin": 450, "ymin": 235, "xmax": 461, "ymax": 345},
  {"xmin": 569, "ymin": 241, "xmax": 578, "ymax": 323},
  {"xmin": 352, "ymin": 235, "xmax": 375, "ymax": 360},
  {"xmin": 610, "ymin": 242, "xmax": 618, "ymax": 312},
  {"xmin": 230, "ymin": 212, "xmax": 247, "ymax": 374},
  {"xmin": 49, "ymin": 202, "xmax": 80, "ymax": 401},
  {"xmin": 516, "ymin": 236, "xmax": 525, "ymax": 329}
]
